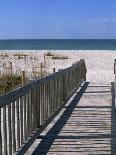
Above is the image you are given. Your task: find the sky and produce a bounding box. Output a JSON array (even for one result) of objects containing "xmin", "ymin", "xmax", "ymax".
[{"xmin": 0, "ymin": 0, "xmax": 116, "ymax": 39}]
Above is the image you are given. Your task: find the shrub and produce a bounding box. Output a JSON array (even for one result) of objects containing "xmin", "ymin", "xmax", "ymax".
[
  {"xmin": 45, "ymin": 52, "xmax": 54, "ymax": 56},
  {"xmin": 0, "ymin": 75, "xmax": 22, "ymax": 95},
  {"xmin": 51, "ymin": 55, "xmax": 69, "ymax": 60}
]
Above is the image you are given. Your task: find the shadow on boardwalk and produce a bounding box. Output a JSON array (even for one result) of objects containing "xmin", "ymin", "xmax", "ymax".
[{"xmin": 32, "ymin": 82, "xmax": 116, "ymax": 155}]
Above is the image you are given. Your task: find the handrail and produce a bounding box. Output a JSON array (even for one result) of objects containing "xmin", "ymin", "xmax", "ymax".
[{"xmin": 0, "ymin": 59, "xmax": 87, "ymax": 155}]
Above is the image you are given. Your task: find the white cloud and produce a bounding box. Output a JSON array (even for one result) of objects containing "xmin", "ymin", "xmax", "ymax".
[{"xmin": 88, "ymin": 18, "xmax": 116, "ymax": 23}]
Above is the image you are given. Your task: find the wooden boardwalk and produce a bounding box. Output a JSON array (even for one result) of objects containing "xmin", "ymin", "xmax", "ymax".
[{"xmin": 25, "ymin": 82, "xmax": 116, "ymax": 155}]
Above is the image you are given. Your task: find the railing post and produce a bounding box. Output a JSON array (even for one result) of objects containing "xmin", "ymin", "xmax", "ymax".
[
  {"xmin": 22, "ymin": 71, "xmax": 26, "ymax": 86},
  {"xmin": 80, "ymin": 59, "xmax": 86, "ymax": 81},
  {"xmin": 63, "ymin": 74, "xmax": 66, "ymax": 101},
  {"xmin": 10, "ymin": 61, "xmax": 12, "ymax": 78},
  {"xmin": 40, "ymin": 63, "xmax": 43, "ymax": 78},
  {"xmin": 53, "ymin": 68, "xmax": 56, "ymax": 74},
  {"xmin": 114, "ymin": 59, "xmax": 116, "ymax": 108}
]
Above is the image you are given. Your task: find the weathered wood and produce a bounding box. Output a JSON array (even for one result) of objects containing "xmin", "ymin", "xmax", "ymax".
[
  {"xmin": 0, "ymin": 62, "xmax": 81, "ymax": 108},
  {"xmin": 29, "ymin": 90, "xmax": 34, "ymax": 132},
  {"xmin": 16, "ymin": 99, "xmax": 20, "ymax": 148},
  {"xmin": 22, "ymin": 71, "xmax": 25, "ymax": 86},
  {"xmin": 30, "ymin": 83, "xmax": 112, "ymax": 155},
  {"xmin": 12, "ymin": 101, "xmax": 16, "ymax": 152},
  {"xmin": 10, "ymin": 61, "xmax": 12, "ymax": 77},
  {"xmin": 8, "ymin": 104, "xmax": 12, "ymax": 155},
  {"xmin": 53, "ymin": 68, "xmax": 55, "ymax": 74},
  {"xmin": 114, "ymin": 60, "xmax": 116, "ymax": 108},
  {"xmin": 36, "ymin": 87, "xmax": 40, "ymax": 128},
  {"xmin": 27, "ymin": 93, "xmax": 30, "ymax": 137},
  {"xmin": 3, "ymin": 106, "xmax": 7, "ymax": 155},
  {"xmin": 20, "ymin": 97, "xmax": 23, "ymax": 145},
  {"xmin": 0, "ymin": 59, "xmax": 87, "ymax": 154},
  {"xmin": 23, "ymin": 95, "xmax": 27, "ymax": 141},
  {"xmin": 40, "ymin": 63, "xmax": 43, "ymax": 78},
  {"xmin": 0, "ymin": 108, "xmax": 2, "ymax": 155}
]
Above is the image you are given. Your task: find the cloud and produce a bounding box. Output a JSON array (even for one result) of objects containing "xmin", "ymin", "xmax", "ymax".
[{"xmin": 88, "ymin": 18, "xmax": 116, "ymax": 24}]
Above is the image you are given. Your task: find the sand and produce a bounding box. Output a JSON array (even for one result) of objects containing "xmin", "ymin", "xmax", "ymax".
[{"xmin": 0, "ymin": 50, "xmax": 116, "ymax": 84}]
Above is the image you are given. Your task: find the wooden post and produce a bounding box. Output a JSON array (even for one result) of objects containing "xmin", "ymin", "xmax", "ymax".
[
  {"xmin": 0, "ymin": 109, "xmax": 2, "ymax": 155},
  {"xmin": 114, "ymin": 60, "xmax": 116, "ymax": 108},
  {"xmin": 40, "ymin": 63, "xmax": 43, "ymax": 78},
  {"xmin": 22, "ymin": 71, "xmax": 25, "ymax": 86},
  {"xmin": 53, "ymin": 68, "xmax": 55, "ymax": 74},
  {"xmin": 24, "ymin": 55, "xmax": 26, "ymax": 65},
  {"xmin": 114, "ymin": 59, "xmax": 116, "ymax": 74},
  {"xmin": 44, "ymin": 53, "xmax": 46, "ymax": 66},
  {"xmin": 10, "ymin": 62, "xmax": 12, "ymax": 77}
]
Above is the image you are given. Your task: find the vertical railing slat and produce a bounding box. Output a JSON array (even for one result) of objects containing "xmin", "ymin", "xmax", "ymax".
[
  {"xmin": 23, "ymin": 95, "xmax": 27, "ymax": 141},
  {"xmin": 27, "ymin": 93, "xmax": 30, "ymax": 137},
  {"xmin": 20, "ymin": 97, "xmax": 23, "ymax": 145},
  {"xmin": 12, "ymin": 101, "xmax": 16, "ymax": 153},
  {"xmin": 3, "ymin": 106, "xmax": 7, "ymax": 155},
  {"xmin": 16, "ymin": 99, "xmax": 20, "ymax": 148},
  {"xmin": 8, "ymin": 103, "xmax": 12, "ymax": 155},
  {"xmin": 0, "ymin": 108, "xmax": 2, "ymax": 155}
]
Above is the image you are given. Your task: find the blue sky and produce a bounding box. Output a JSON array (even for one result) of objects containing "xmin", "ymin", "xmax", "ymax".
[{"xmin": 0, "ymin": 0, "xmax": 116, "ymax": 39}]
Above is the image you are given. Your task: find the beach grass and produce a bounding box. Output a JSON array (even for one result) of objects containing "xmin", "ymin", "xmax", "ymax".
[
  {"xmin": 51, "ymin": 55, "xmax": 69, "ymax": 60},
  {"xmin": 0, "ymin": 75, "xmax": 23, "ymax": 95},
  {"xmin": 45, "ymin": 52, "xmax": 54, "ymax": 56}
]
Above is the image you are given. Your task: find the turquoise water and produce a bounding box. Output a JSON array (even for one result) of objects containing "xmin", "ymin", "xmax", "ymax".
[{"xmin": 0, "ymin": 39, "xmax": 116, "ymax": 50}]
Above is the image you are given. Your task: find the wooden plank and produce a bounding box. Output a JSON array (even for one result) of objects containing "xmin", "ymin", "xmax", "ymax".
[
  {"xmin": 8, "ymin": 104, "xmax": 12, "ymax": 155},
  {"xmin": 52, "ymin": 79, "xmax": 55, "ymax": 113},
  {"xmin": 20, "ymin": 97, "xmax": 23, "ymax": 145},
  {"xmin": 0, "ymin": 108, "xmax": 2, "ymax": 155},
  {"xmin": 47, "ymin": 82, "xmax": 50, "ymax": 118},
  {"xmin": 43, "ymin": 84, "xmax": 45, "ymax": 122},
  {"xmin": 22, "ymin": 71, "xmax": 26, "ymax": 86},
  {"xmin": 31, "ymin": 90, "xmax": 33, "ymax": 133},
  {"xmin": 41, "ymin": 85, "xmax": 44, "ymax": 124},
  {"xmin": 23, "ymin": 95, "xmax": 27, "ymax": 141},
  {"xmin": 29, "ymin": 91, "xmax": 32, "ymax": 133},
  {"xmin": 44, "ymin": 83, "xmax": 48, "ymax": 121},
  {"xmin": 27, "ymin": 93, "xmax": 30, "ymax": 137},
  {"xmin": 40, "ymin": 85, "xmax": 42, "ymax": 125},
  {"xmin": 32, "ymin": 89, "xmax": 36, "ymax": 130},
  {"xmin": 16, "ymin": 99, "xmax": 20, "ymax": 148},
  {"xmin": 49, "ymin": 80, "xmax": 52, "ymax": 115},
  {"xmin": 12, "ymin": 101, "xmax": 16, "ymax": 152},
  {"xmin": 3, "ymin": 106, "xmax": 7, "ymax": 155},
  {"xmin": 36, "ymin": 87, "xmax": 40, "ymax": 128}
]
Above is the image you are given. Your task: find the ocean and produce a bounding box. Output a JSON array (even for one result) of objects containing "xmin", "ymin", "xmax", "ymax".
[{"xmin": 0, "ymin": 39, "xmax": 116, "ymax": 50}]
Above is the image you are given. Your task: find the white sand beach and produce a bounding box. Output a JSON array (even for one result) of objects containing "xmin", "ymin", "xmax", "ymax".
[{"xmin": 0, "ymin": 50, "xmax": 115, "ymax": 84}]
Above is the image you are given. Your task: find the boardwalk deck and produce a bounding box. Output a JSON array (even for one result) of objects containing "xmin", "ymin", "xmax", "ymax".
[{"xmin": 25, "ymin": 82, "xmax": 116, "ymax": 155}]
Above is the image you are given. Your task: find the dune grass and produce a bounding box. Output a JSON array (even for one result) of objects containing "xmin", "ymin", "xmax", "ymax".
[
  {"xmin": 0, "ymin": 75, "xmax": 22, "ymax": 95},
  {"xmin": 51, "ymin": 55, "xmax": 69, "ymax": 60}
]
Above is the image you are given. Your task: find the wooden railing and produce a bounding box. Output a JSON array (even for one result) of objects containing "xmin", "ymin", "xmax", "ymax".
[
  {"xmin": 114, "ymin": 59, "xmax": 116, "ymax": 108},
  {"xmin": 0, "ymin": 59, "xmax": 87, "ymax": 155}
]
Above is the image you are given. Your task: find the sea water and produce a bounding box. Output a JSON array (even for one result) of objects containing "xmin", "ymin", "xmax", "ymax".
[{"xmin": 0, "ymin": 39, "xmax": 116, "ymax": 50}]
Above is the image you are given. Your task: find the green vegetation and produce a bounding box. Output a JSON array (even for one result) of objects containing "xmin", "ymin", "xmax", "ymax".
[
  {"xmin": 51, "ymin": 55, "xmax": 69, "ymax": 60},
  {"xmin": 45, "ymin": 52, "xmax": 69, "ymax": 60},
  {"xmin": 45, "ymin": 52, "xmax": 54, "ymax": 56},
  {"xmin": 0, "ymin": 75, "xmax": 22, "ymax": 95},
  {"xmin": 14, "ymin": 53, "xmax": 28, "ymax": 59}
]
